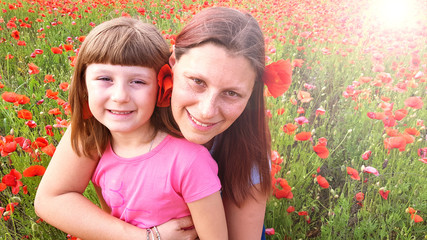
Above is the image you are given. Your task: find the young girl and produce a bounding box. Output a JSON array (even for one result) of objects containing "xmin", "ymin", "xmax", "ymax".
[{"xmin": 35, "ymin": 17, "xmax": 227, "ymax": 240}]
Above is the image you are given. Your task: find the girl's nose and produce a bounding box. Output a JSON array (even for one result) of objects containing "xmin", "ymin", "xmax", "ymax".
[{"xmin": 110, "ymin": 84, "xmax": 130, "ymax": 103}]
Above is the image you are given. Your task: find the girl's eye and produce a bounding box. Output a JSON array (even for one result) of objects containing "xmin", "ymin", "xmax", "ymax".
[
  {"xmin": 132, "ymin": 80, "xmax": 146, "ymax": 85},
  {"xmin": 98, "ymin": 77, "xmax": 111, "ymax": 82}
]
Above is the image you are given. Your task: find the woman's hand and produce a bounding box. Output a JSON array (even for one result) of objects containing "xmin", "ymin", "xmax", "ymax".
[{"xmin": 156, "ymin": 216, "xmax": 198, "ymax": 240}]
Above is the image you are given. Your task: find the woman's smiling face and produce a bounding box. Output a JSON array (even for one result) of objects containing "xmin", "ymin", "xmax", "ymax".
[{"xmin": 170, "ymin": 43, "xmax": 256, "ymax": 145}]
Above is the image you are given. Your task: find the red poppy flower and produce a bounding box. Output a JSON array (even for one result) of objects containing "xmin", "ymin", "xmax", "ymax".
[
  {"xmin": 286, "ymin": 206, "xmax": 295, "ymax": 213},
  {"xmin": 23, "ymin": 165, "xmax": 46, "ymax": 177},
  {"xmin": 298, "ymin": 211, "xmax": 308, "ymax": 216},
  {"xmin": 404, "ymin": 96, "xmax": 423, "ymax": 109},
  {"xmin": 2, "ymin": 169, "xmax": 23, "ymax": 194},
  {"xmin": 46, "ymin": 89, "xmax": 59, "ymax": 99},
  {"xmin": 273, "ymin": 178, "xmax": 293, "ymax": 199},
  {"xmin": 355, "ymin": 192, "xmax": 364, "ymax": 202},
  {"xmin": 292, "ymin": 59, "xmax": 304, "ymax": 68},
  {"xmin": 384, "ymin": 136, "xmax": 406, "ymax": 152},
  {"xmin": 33, "ymin": 137, "xmax": 48, "ymax": 148},
  {"xmin": 362, "ymin": 150, "xmax": 371, "ymax": 160},
  {"xmin": 316, "ymin": 107, "xmax": 326, "ymax": 116},
  {"xmin": 17, "ymin": 40, "xmax": 26, "ymax": 46},
  {"xmin": 1, "ymin": 141, "xmax": 17, "ymax": 156},
  {"xmin": 63, "ymin": 44, "xmax": 73, "ymax": 51},
  {"xmin": 78, "ymin": 36, "xmax": 86, "ymax": 42},
  {"xmin": 17, "ymin": 109, "xmax": 32, "ymax": 119},
  {"xmin": 44, "ymin": 75, "xmax": 55, "ymax": 83},
  {"xmin": 263, "ymin": 59, "xmax": 292, "ymax": 98},
  {"xmin": 0, "ymin": 183, "xmax": 6, "ymax": 191},
  {"xmin": 28, "ymin": 63, "xmax": 40, "ymax": 74},
  {"xmin": 48, "ymin": 108, "xmax": 62, "ymax": 115},
  {"xmin": 295, "ymin": 132, "xmax": 311, "ymax": 141},
  {"xmin": 313, "ymin": 144, "xmax": 329, "ymax": 158},
  {"xmin": 404, "ymin": 128, "xmax": 420, "ymax": 136},
  {"xmin": 3, "ymin": 92, "xmax": 19, "ymax": 103},
  {"xmin": 379, "ymin": 189, "xmax": 390, "ymax": 200},
  {"xmin": 59, "ymin": 82, "xmax": 69, "ymax": 91},
  {"xmin": 51, "ymin": 47, "xmax": 63, "ymax": 54},
  {"xmin": 401, "ymin": 133, "xmax": 414, "ymax": 144},
  {"xmin": 419, "ymin": 158, "xmax": 427, "ymax": 164},
  {"xmin": 271, "ymin": 150, "xmax": 283, "ymax": 164},
  {"xmin": 25, "ymin": 120, "xmax": 37, "ymax": 128},
  {"xmin": 347, "ymin": 167, "xmax": 360, "ymax": 180},
  {"xmin": 316, "ymin": 175, "xmax": 329, "ymax": 188},
  {"xmin": 271, "ymin": 164, "xmax": 281, "ymax": 176},
  {"xmin": 394, "ymin": 109, "xmax": 408, "ymax": 121},
  {"xmin": 265, "ymin": 228, "xmax": 275, "ymax": 236},
  {"xmin": 277, "ymin": 108, "xmax": 285, "ymax": 115},
  {"xmin": 406, "ymin": 207, "xmax": 416, "ymax": 214},
  {"xmin": 11, "ymin": 30, "xmax": 19, "ymax": 40},
  {"xmin": 297, "ymin": 90, "xmax": 313, "ymax": 103},
  {"xmin": 41, "ymin": 144, "xmax": 56, "ymax": 157},
  {"xmin": 157, "ymin": 64, "xmax": 173, "ymax": 107},
  {"xmin": 411, "ymin": 214, "xmax": 423, "ymax": 223},
  {"xmin": 363, "ymin": 166, "xmax": 379, "ymax": 176}
]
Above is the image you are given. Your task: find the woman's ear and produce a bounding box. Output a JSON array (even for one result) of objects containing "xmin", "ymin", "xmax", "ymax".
[{"xmin": 169, "ymin": 48, "xmax": 176, "ymax": 67}]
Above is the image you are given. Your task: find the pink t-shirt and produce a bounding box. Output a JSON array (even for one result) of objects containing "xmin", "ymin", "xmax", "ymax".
[{"xmin": 92, "ymin": 135, "xmax": 221, "ymax": 228}]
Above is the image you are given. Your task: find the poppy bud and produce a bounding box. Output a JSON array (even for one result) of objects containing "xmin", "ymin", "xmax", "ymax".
[
  {"xmin": 361, "ymin": 165, "xmax": 365, "ymax": 172},
  {"xmin": 10, "ymin": 196, "xmax": 21, "ymax": 203},
  {"xmin": 31, "ymin": 222, "xmax": 39, "ymax": 232},
  {"xmin": 9, "ymin": 128, "xmax": 14, "ymax": 135}
]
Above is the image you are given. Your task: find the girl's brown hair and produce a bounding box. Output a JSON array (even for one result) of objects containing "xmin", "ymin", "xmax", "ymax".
[
  {"xmin": 174, "ymin": 7, "xmax": 271, "ymax": 206},
  {"xmin": 69, "ymin": 17, "xmax": 171, "ymax": 157}
]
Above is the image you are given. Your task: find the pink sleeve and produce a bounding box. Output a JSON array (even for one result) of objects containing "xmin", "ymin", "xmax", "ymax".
[{"xmin": 178, "ymin": 148, "xmax": 221, "ymax": 203}]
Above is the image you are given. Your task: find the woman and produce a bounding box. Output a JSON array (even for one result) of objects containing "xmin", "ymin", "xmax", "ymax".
[
  {"xmin": 167, "ymin": 7, "xmax": 271, "ymax": 239},
  {"xmin": 35, "ymin": 7, "xmax": 270, "ymax": 240}
]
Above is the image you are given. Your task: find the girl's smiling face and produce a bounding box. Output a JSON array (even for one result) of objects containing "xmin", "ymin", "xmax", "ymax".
[
  {"xmin": 170, "ymin": 43, "xmax": 256, "ymax": 145},
  {"xmin": 85, "ymin": 63, "xmax": 158, "ymax": 138}
]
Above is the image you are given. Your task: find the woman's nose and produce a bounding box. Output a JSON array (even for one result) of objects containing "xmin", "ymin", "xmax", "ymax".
[{"xmin": 199, "ymin": 93, "xmax": 219, "ymax": 119}]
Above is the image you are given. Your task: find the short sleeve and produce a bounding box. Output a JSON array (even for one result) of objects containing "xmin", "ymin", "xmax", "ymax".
[{"xmin": 179, "ymin": 148, "xmax": 221, "ymax": 203}]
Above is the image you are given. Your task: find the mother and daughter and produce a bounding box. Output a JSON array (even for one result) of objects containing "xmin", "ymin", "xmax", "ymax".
[{"xmin": 35, "ymin": 6, "xmax": 272, "ymax": 240}]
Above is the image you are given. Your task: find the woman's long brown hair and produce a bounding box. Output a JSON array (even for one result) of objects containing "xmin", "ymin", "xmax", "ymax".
[{"xmin": 174, "ymin": 7, "xmax": 272, "ymax": 206}]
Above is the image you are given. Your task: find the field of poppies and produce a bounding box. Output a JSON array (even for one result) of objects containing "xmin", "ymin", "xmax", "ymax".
[{"xmin": 0, "ymin": 0, "xmax": 426, "ymax": 239}]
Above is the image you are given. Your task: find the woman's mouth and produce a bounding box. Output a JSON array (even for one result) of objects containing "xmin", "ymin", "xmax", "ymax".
[{"xmin": 187, "ymin": 111, "xmax": 216, "ymax": 129}]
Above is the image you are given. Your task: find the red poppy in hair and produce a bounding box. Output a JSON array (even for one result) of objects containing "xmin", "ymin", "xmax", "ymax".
[{"xmin": 157, "ymin": 64, "xmax": 173, "ymax": 107}]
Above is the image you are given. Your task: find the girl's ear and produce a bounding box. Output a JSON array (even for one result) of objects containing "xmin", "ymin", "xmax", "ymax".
[{"xmin": 169, "ymin": 48, "xmax": 176, "ymax": 67}]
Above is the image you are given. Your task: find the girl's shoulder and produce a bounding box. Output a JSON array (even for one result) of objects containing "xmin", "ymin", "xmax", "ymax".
[{"xmin": 155, "ymin": 135, "xmax": 212, "ymax": 161}]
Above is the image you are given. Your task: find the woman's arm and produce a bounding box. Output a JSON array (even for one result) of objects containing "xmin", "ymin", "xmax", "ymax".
[
  {"xmin": 187, "ymin": 191, "xmax": 228, "ymax": 240},
  {"xmin": 222, "ymin": 184, "xmax": 267, "ymax": 240},
  {"xmin": 35, "ymin": 127, "xmax": 197, "ymax": 240}
]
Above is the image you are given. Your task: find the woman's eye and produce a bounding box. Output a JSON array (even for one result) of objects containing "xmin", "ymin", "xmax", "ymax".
[
  {"xmin": 226, "ymin": 91, "xmax": 239, "ymax": 97},
  {"xmin": 192, "ymin": 78, "xmax": 204, "ymax": 86}
]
